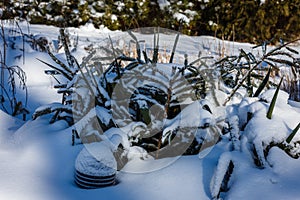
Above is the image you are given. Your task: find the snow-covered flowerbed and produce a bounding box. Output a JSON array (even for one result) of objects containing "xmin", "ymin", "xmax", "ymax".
[{"xmin": 0, "ymin": 21, "xmax": 300, "ymax": 200}]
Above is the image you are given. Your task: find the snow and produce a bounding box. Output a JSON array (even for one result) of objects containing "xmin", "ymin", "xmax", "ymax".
[
  {"xmin": 1, "ymin": 100, "xmax": 300, "ymax": 200},
  {"xmin": 243, "ymin": 90, "xmax": 300, "ymax": 144},
  {"xmin": 288, "ymin": 99, "xmax": 300, "ymax": 110},
  {"xmin": 95, "ymin": 106, "xmax": 112, "ymax": 126},
  {"xmin": 103, "ymin": 127, "xmax": 130, "ymax": 150},
  {"xmin": 0, "ymin": 110, "xmax": 24, "ymax": 147},
  {"xmin": 163, "ymin": 99, "xmax": 214, "ymax": 138},
  {"xmin": 210, "ymin": 151, "xmax": 233, "ymax": 198},
  {"xmin": 157, "ymin": 0, "xmax": 170, "ymax": 10},
  {"xmin": 0, "ymin": 110, "xmax": 210, "ymax": 199},
  {"xmin": 173, "ymin": 12, "xmax": 190, "ymax": 24},
  {"xmin": 0, "ymin": 22, "xmax": 300, "ymax": 200},
  {"xmin": 75, "ymin": 142, "xmax": 117, "ymax": 176},
  {"xmin": 111, "ymin": 14, "xmax": 118, "ymax": 22},
  {"xmin": 229, "ymin": 147, "xmax": 300, "ymax": 200}
]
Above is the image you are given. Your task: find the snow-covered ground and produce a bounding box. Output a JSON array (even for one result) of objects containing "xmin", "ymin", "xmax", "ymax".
[
  {"xmin": 1, "ymin": 110, "xmax": 300, "ymax": 200},
  {"xmin": 0, "ymin": 21, "xmax": 300, "ymax": 200}
]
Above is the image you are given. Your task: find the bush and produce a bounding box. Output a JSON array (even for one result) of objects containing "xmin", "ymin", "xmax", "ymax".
[{"xmin": 2, "ymin": 0, "xmax": 300, "ymax": 43}]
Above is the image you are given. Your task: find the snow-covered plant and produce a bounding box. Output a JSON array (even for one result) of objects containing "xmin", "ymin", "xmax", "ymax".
[
  {"xmin": 32, "ymin": 28, "xmax": 80, "ymax": 124},
  {"xmin": 211, "ymin": 87, "xmax": 300, "ymax": 199},
  {"xmin": 33, "ymin": 28, "xmax": 216, "ymax": 160},
  {"xmin": 0, "ymin": 64, "xmax": 28, "ymax": 119},
  {"xmin": 211, "ymin": 153, "xmax": 235, "ymax": 200},
  {"xmin": 0, "ymin": 20, "xmax": 29, "ymax": 120},
  {"xmin": 241, "ymin": 89, "xmax": 300, "ymax": 164},
  {"xmin": 286, "ymin": 122, "xmax": 300, "ymax": 144},
  {"xmin": 210, "ymin": 115, "xmax": 240, "ymax": 199},
  {"xmin": 215, "ymin": 38, "xmax": 300, "ymax": 106},
  {"xmin": 279, "ymin": 122, "xmax": 300, "ymax": 159},
  {"xmin": 111, "ymin": 62, "xmax": 209, "ymax": 155},
  {"xmin": 99, "ymin": 31, "xmax": 210, "ymax": 157},
  {"xmin": 226, "ymin": 115, "xmax": 240, "ymax": 151}
]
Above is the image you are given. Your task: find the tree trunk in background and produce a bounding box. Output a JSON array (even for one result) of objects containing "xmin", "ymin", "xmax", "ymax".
[{"xmin": 289, "ymin": 80, "xmax": 300, "ymax": 102}]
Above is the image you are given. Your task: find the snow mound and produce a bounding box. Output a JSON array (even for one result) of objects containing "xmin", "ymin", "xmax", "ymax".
[
  {"xmin": 0, "ymin": 110, "xmax": 24, "ymax": 146},
  {"xmin": 243, "ymin": 89, "xmax": 300, "ymax": 145},
  {"xmin": 75, "ymin": 142, "xmax": 117, "ymax": 177},
  {"xmin": 259, "ymin": 89, "xmax": 289, "ymax": 105}
]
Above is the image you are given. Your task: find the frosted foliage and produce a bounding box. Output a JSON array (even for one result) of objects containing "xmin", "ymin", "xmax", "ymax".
[
  {"xmin": 74, "ymin": 109, "xmax": 97, "ymax": 134},
  {"xmin": 195, "ymin": 129, "xmax": 209, "ymax": 144},
  {"xmin": 127, "ymin": 122, "xmax": 148, "ymax": 138},
  {"xmin": 74, "ymin": 86, "xmax": 91, "ymax": 112},
  {"xmin": 173, "ymin": 13, "xmax": 190, "ymax": 23},
  {"xmin": 165, "ymin": 100, "xmax": 214, "ymax": 130},
  {"xmin": 210, "ymin": 152, "xmax": 232, "ymax": 199},
  {"xmin": 157, "ymin": 0, "xmax": 170, "ymax": 10},
  {"xmin": 229, "ymin": 89, "xmax": 300, "ymax": 169},
  {"xmin": 237, "ymin": 97, "xmax": 258, "ymax": 129},
  {"xmin": 227, "ymin": 115, "xmax": 240, "ymax": 151},
  {"xmin": 95, "ymin": 106, "xmax": 111, "ymax": 126},
  {"xmin": 253, "ymin": 138, "xmax": 267, "ymax": 166},
  {"xmin": 34, "ymin": 102, "xmax": 64, "ymax": 113},
  {"xmin": 162, "ymin": 100, "xmax": 215, "ymax": 143},
  {"xmin": 97, "ymin": 84, "xmax": 110, "ymax": 103},
  {"xmin": 126, "ymin": 146, "xmax": 151, "ymax": 161},
  {"xmin": 104, "ymin": 127, "xmax": 130, "ymax": 150},
  {"xmin": 137, "ymin": 99, "xmax": 148, "ymax": 109},
  {"xmin": 290, "ymin": 143, "xmax": 300, "ymax": 155}
]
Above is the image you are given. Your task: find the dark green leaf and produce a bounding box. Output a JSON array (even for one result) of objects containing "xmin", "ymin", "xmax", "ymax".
[
  {"xmin": 286, "ymin": 122, "xmax": 300, "ymax": 143},
  {"xmin": 253, "ymin": 67, "xmax": 271, "ymax": 97},
  {"xmin": 266, "ymin": 77, "xmax": 283, "ymax": 119}
]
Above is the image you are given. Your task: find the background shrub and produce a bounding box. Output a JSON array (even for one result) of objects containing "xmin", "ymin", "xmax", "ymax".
[{"xmin": 1, "ymin": 0, "xmax": 300, "ymax": 43}]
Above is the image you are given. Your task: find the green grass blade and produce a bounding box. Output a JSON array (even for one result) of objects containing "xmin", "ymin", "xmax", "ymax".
[
  {"xmin": 253, "ymin": 67, "xmax": 272, "ymax": 97},
  {"xmin": 169, "ymin": 33, "xmax": 179, "ymax": 63},
  {"xmin": 266, "ymin": 77, "xmax": 283, "ymax": 119},
  {"xmin": 153, "ymin": 28, "xmax": 159, "ymax": 64},
  {"xmin": 286, "ymin": 122, "xmax": 300, "ymax": 143}
]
